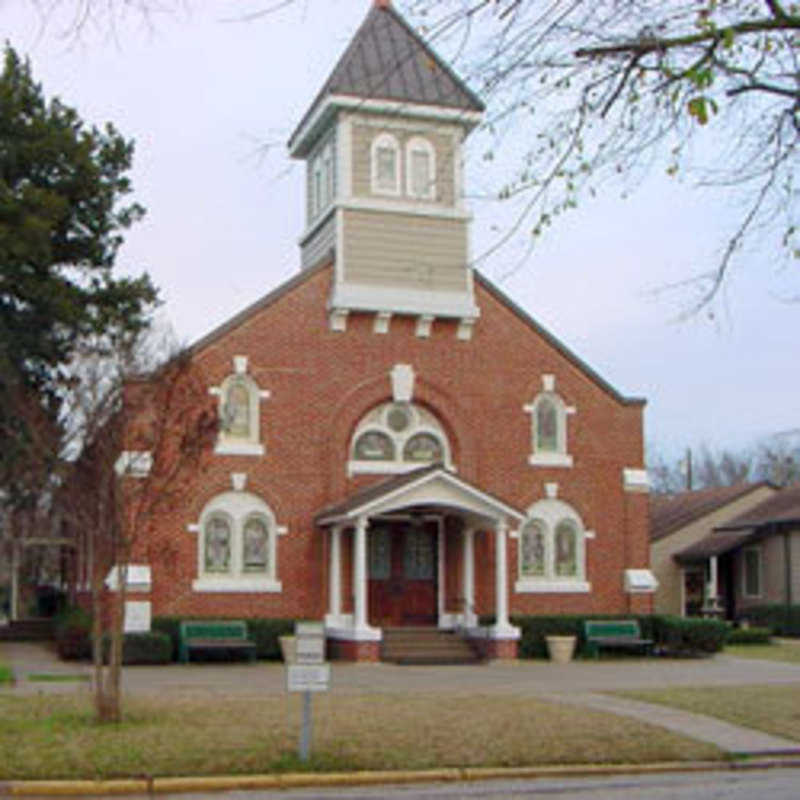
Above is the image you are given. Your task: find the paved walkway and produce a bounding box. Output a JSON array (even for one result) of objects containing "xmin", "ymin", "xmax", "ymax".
[{"xmin": 3, "ymin": 641, "xmax": 800, "ymax": 755}]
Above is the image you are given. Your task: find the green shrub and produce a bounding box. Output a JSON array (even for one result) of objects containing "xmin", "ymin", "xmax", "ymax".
[
  {"xmin": 152, "ymin": 616, "xmax": 295, "ymax": 661},
  {"xmin": 510, "ymin": 614, "xmax": 726, "ymax": 659},
  {"xmin": 739, "ymin": 605, "xmax": 800, "ymax": 637},
  {"xmin": 655, "ymin": 616, "xmax": 728, "ymax": 656},
  {"xmin": 120, "ymin": 632, "xmax": 171, "ymax": 665},
  {"xmin": 726, "ymin": 626, "xmax": 773, "ymax": 645},
  {"xmin": 54, "ymin": 607, "xmax": 92, "ymax": 661}
]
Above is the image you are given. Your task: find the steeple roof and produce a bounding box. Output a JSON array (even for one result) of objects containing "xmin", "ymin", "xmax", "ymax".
[{"xmin": 289, "ymin": 0, "xmax": 484, "ymax": 155}]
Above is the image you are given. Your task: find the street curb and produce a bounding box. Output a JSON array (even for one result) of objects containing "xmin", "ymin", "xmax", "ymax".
[{"xmin": 5, "ymin": 757, "xmax": 800, "ymax": 796}]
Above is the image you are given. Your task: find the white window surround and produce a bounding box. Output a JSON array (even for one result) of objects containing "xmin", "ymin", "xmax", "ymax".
[
  {"xmin": 513, "ymin": 498, "xmax": 591, "ymax": 593},
  {"xmin": 348, "ymin": 401, "xmax": 452, "ymax": 476},
  {"xmin": 405, "ymin": 136, "xmax": 436, "ymax": 199},
  {"xmin": 370, "ymin": 133, "xmax": 401, "ymax": 196},
  {"xmin": 742, "ymin": 546, "xmax": 763, "ymax": 599},
  {"xmin": 210, "ymin": 366, "xmax": 270, "ymax": 457},
  {"xmin": 523, "ymin": 388, "xmax": 575, "ymax": 468},
  {"xmin": 191, "ymin": 490, "xmax": 284, "ymax": 593}
]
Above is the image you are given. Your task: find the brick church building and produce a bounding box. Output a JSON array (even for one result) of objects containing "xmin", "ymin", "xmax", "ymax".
[{"xmin": 109, "ymin": 0, "xmax": 654, "ymax": 661}]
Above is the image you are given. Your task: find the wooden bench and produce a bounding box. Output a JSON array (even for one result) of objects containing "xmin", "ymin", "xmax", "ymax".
[
  {"xmin": 583, "ymin": 620, "xmax": 653, "ymax": 659},
  {"xmin": 178, "ymin": 620, "xmax": 257, "ymax": 664}
]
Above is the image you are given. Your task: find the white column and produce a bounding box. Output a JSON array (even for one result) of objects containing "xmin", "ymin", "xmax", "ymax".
[
  {"xmin": 463, "ymin": 526, "xmax": 476, "ymax": 628},
  {"xmin": 494, "ymin": 519, "xmax": 510, "ymax": 630},
  {"xmin": 10, "ymin": 541, "xmax": 19, "ymax": 622},
  {"xmin": 327, "ymin": 525, "xmax": 342, "ymax": 623},
  {"xmin": 353, "ymin": 516, "xmax": 368, "ymax": 631},
  {"xmin": 707, "ymin": 556, "xmax": 719, "ymax": 609}
]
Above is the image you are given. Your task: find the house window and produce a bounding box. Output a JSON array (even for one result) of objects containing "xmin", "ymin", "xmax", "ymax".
[
  {"xmin": 742, "ymin": 547, "xmax": 762, "ymax": 598},
  {"xmin": 213, "ymin": 363, "xmax": 268, "ymax": 457},
  {"xmin": 406, "ymin": 136, "xmax": 436, "ymax": 199},
  {"xmin": 516, "ymin": 499, "xmax": 590, "ymax": 593},
  {"xmin": 371, "ymin": 133, "xmax": 400, "ymax": 195},
  {"xmin": 524, "ymin": 379, "xmax": 574, "ymax": 467},
  {"xmin": 193, "ymin": 491, "xmax": 283, "ymax": 592},
  {"xmin": 348, "ymin": 401, "xmax": 451, "ymax": 476}
]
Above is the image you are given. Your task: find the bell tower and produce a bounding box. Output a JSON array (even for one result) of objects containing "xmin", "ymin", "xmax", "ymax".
[{"xmin": 288, "ymin": 0, "xmax": 484, "ymax": 339}]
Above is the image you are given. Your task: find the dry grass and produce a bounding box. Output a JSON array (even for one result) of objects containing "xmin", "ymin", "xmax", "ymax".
[
  {"xmin": 0, "ymin": 691, "xmax": 722, "ymax": 780},
  {"xmin": 617, "ymin": 684, "xmax": 800, "ymax": 743},
  {"xmin": 725, "ymin": 642, "xmax": 800, "ymax": 664}
]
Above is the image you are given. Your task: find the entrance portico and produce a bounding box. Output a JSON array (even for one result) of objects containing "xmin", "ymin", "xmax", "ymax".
[{"xmin": 315, "ymin": 465, "xmax": 525, "ymax": 661}]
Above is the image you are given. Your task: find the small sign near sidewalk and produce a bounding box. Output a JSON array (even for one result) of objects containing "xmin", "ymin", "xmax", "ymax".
[{"xmin": 286, "ymin": 621, "xmax": 329, "ymax": 762}]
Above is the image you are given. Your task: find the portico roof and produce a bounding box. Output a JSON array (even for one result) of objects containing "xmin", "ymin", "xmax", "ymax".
[{"xmin": 315, "ymin": 464, "xmax": 525, "ymax": 527}]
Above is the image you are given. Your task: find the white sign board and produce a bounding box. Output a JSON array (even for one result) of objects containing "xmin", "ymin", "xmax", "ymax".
[
  {"xmin": 296, "ymin": 636, "xmax": 325, "ymax": 664},
  {"xmin": 124, "ymin": 601, "xmax": 151, "ymax": 633},
  {"xmin": 287, "ymin": 664, "xmax": 330, "ymax": 693}
]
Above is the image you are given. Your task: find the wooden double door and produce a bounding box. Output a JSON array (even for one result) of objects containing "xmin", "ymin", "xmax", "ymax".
[{"xmin": 367, "ymin": 521, "xmax": 437, "ymax": 627}]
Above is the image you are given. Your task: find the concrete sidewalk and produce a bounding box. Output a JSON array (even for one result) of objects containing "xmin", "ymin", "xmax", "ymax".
[{"xmin": 2, "ymin": 641, "xmax": 800, "ymax": 756}]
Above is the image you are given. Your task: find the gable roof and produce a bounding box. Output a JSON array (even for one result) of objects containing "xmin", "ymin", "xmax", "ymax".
[
  {"xmin": 715, "ymin": 484, "xmax": 800, "ymax": 531},
  {"xmin": 649, "ymin": 483, "xmax": 774, "ymax": 542},
  {"xmin": 315, "ymin": 463, "xmax": 525, "ymax": 526},
  {"xmin": 289, "ymin": 0, "xmax": 484, "ymax": 154}
]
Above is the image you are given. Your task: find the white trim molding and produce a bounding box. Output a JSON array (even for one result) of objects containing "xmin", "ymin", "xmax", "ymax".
[{"xmin": 515, "ymin": 579, "xmax": 591, "ymax": 594}]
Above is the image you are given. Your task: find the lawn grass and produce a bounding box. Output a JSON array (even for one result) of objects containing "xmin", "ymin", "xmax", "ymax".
[
  {"xmin": 0, "ymin": 663, "xmax": 13, "ymax": 685},
  {"xmin": 0, "ymin": 691, "xmax": 722, "ymax": 780},
  {"xmin": 724, "ymin": 642, "xmax": 800, "ymax": 664},
  {"xmin": 27, "ymin": 673, "xmax": 90, "ymax": 683},
  {"xmin": 616, "ymin": 684, "xmax": 800, "ymax": 743}
]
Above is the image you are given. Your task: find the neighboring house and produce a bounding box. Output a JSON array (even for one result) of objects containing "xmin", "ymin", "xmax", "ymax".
[
  {"xmin": 76, "ymin": 0, "xmax": 654, "ymax": 661},
  {"xmin": 650, "ymin": 483, "xmax": 778, "ymax": 617},
  {"xmin": 674, "ymin": 484, "xmax": 800, "ymax": 621}
]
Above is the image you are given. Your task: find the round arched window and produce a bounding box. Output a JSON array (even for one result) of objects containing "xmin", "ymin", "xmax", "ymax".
[
  {"xmin": 403, "ymin": 433, "xmax": 443, "ymax": 463},
  {"xmin": 353, "ymin": 431, "xmax": 395, "ymax": 461}
]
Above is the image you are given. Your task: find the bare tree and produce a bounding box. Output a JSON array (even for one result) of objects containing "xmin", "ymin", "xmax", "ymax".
[{"xmin": 57, "ymin": 332, "xmax": 217, "ymax": 722}]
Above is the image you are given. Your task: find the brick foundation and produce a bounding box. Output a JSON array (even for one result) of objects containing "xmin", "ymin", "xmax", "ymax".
[
  {"xmin": 469, "ymin": 636, "xmax": 518, "ymax": 660},
  {"xmin": 327, "ymin": 638, "xmax": 381, "ymax": 662}
]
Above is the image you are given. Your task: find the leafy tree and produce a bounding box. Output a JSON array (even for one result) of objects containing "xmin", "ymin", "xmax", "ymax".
[
  {"xmin": 0, "ymin": 44, "xmax": 157, "ymax": 499},
  {"xmin": 406, "ymin": 0, "xmax": 800, "ymax": 309}
]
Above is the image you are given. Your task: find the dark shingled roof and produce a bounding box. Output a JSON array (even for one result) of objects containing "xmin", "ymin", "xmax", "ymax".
[
  {"xmin": 649, "ymin": 483, "xmax": 773, "ymax": 542},
  {"xmin": 674, "ymin": 529, "xmax": 757, "ymax": 565},
  {"xmin": 290, "ymin": 1, "xmax": 484, "ymax": 149},
  {"xmin": 715, "ymin": 484, "xmax": 800, "ymax": 531}
]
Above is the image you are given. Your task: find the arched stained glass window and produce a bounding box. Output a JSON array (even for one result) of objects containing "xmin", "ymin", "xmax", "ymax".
[
  {"xmin": 554, "ymin": 519, "xmax": 578, "ymax": 577},
  {"xmin": 353, "ymin": 431, "xmax": 395, "ymax": 461},
  {"xmin": 224, "ymin": 378, "xmax": 251, "ymax": 438},
  {"xmin": 204, "ymin": 515, "xmax": 232, "ymax": 573},
  {"xmin": 535, "ymin": 397, "xmax": 558, "ymax": 453},
  {"xmin": 403, "ymin": 433, "xmax": 443, "ymax": 463},
  {"xmin": 243, "ymin": 516, "xmax": 269, "ymax": 572},
  {"xmin": 520, "ymin": 520, "xmax": 546, "ymax": 577}
]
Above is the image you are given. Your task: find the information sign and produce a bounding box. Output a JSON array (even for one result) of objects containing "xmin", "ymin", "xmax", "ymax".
[{"xmin": 287, "ymin": 664, "xmax": 331, "ymax": 693}]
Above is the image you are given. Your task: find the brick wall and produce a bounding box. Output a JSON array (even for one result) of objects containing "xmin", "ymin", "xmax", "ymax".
[{"xmin": 125, "ymin": 263, "xmax": 649, "ymax": 623}]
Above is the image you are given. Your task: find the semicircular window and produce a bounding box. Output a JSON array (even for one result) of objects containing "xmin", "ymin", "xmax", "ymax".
[
  {"xmin": 403, "ymin": 433, "xmax": 443, "ymax": 463},
  {"xmin": 348, "ymin": 401, "xmax": 451, "ymax": 475},
  {"xmin": 353, "ymin": 431, "xmax": 395, "ymax": 461}
]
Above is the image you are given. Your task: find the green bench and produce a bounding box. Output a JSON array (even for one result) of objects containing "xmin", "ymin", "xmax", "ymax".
[
  {"xmin": 178, "ymin": 620, "xmax": 256, "ymax": 664},
  {"xmin": 583, "ymin": 620, "xmax": 653, "ymax": 659}
]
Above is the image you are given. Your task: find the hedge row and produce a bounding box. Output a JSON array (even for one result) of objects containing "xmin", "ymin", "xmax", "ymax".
[
  {"xmin": 55, "ymin": 609, "xmax": 171, "ymax": 664},
  {"xmin": 510, "ymin": 614, "xmax": 729, "ymax": 658},
  {"xmin": 726, "ymin": 626, "xmax": 772, "ymax": 645},
  {"xmin": 738, "ymin": 605, "xmax": 800, "ymax": 637}
]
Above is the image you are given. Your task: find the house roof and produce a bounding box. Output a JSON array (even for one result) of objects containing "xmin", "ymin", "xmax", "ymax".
[
  {"xmin": 649, "ymin": 483, "xmax": 773, "ymax": 542},
  {"xmin": 289, "ymin": 0, "xmax": 485, "ymax": 152},
  {"xmin": 715, "ymin": 484, "xmax": 800, "ymax": 531},
  {"xmin": 314, "ymin": 463, "xmax": 525, "ymax": 526},
  {"xmin": 673, "ymin": 529, "xmax": 757, "ymax": 565}
]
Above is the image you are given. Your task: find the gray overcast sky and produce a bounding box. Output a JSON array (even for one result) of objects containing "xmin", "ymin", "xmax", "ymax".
[{"xmin": 3, "ymin": 0, "xmax": 798, "ymax": 461}]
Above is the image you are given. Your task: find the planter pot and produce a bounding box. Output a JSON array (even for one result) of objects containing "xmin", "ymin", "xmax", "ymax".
[
  {"xmin": 545, "ymin": 635, "xmax": 576, "ymax": 664},
  {"xmin": 279, "ymin": 635, "xmax": 296, "ymax": 664}
]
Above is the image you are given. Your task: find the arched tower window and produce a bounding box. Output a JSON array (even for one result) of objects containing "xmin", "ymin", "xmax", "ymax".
[{"xmin": 371, "ymin": 133, "xmax": 401, "ymax": 195}]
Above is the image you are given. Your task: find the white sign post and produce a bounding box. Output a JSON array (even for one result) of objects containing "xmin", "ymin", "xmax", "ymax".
[{"xmin": 286, "ymin": 622, "xmax": 329, "ymax": 761}]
